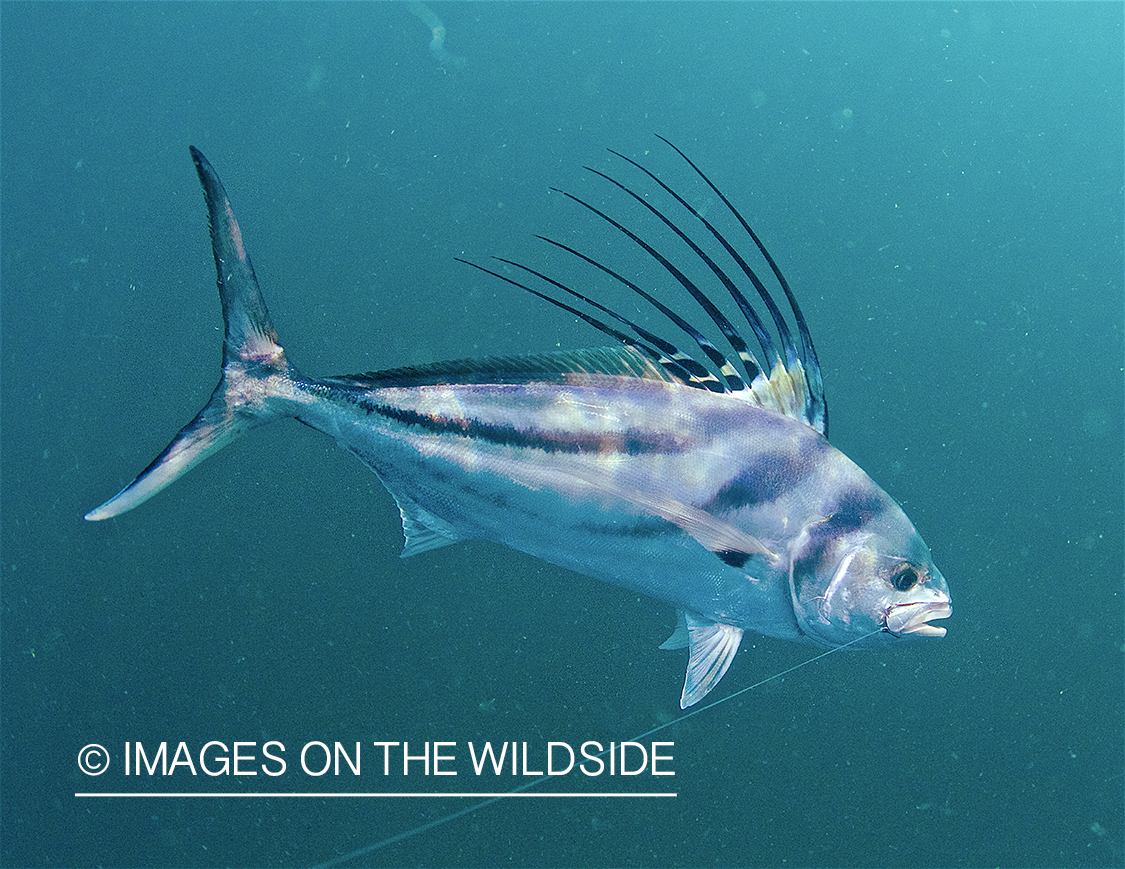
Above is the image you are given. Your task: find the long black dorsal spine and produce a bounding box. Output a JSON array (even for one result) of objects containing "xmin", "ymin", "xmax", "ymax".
[{"xmin": 457, "ymin": 138, "xmax": 828, "ymax": 433}]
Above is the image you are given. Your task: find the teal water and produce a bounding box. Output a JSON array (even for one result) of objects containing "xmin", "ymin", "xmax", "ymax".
[{"xmin": 2, "ymin": 3, "xmax": 1121, "ymax": 867}]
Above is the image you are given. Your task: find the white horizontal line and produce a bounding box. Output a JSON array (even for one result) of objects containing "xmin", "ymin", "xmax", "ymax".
[{"xmin": 75, "ymin": 792, "xmax": 676, "ymax": 799}]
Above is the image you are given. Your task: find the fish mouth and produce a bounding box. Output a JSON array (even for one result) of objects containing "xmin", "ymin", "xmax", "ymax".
[{"xmin": 884, "ymin": 601, "xmax": 952, "ymax": 637}]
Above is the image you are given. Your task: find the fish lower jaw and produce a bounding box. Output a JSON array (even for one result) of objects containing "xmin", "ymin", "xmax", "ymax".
[{"xmin": 884, "ymin": 601, "xmax": 952, "ymax": 638}]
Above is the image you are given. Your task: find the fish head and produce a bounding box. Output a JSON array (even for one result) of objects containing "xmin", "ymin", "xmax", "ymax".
[{"xmin": 789, "ymin": 491, "xmax": 951, "ymax": 648}]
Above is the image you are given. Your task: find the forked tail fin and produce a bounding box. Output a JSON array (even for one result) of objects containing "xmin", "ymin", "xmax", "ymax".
[{"xmin": 85, "ymin": 148, "xmax": 296, "ymax": 521}]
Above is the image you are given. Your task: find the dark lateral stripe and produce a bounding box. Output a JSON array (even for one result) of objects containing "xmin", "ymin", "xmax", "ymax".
[
  {"xmin": 799, "ymin": 486, "xmax": 889, "ymax": 564},
  {"xmin": 702, "ymin": 432, "xmax": 823, "ymax": 513},
  {"xmin": 704, "ymin": 460, "xmax": 800, "ymax": 513},
  {"xmin": 790, "ymin": 490, "xmax": 888, "ymax": 598},
  {"xmin": 787, "ymin": 487, "xmax": 885, "ymax": 599},
  {"xmin": 822, "ymin": 487, "xmax": 887, "ymax": 533},
  {"xmin": 363, "ymin": 399, "xmax": 687, "ymax": 456}
]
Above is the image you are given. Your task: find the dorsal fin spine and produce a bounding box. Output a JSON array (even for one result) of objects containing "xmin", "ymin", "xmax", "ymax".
[{"xmin": 654, "ymin": 135, "xmax": 828, "ymax": 435}]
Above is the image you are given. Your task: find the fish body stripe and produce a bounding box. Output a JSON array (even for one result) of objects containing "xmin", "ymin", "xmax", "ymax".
[{"xmin": 358, "ymin": 393, "xmax": 692, "ymax": 457}]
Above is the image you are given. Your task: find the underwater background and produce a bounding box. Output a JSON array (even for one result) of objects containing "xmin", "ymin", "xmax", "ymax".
[{"xmin": 2, "ymin": 3, "xmax": 1121, "ymax": 867}]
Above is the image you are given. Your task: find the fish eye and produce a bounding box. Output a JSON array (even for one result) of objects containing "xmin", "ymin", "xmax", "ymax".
[{"xmin": 890, "ymin": 563, "xmax": 921, "ymax": 592}]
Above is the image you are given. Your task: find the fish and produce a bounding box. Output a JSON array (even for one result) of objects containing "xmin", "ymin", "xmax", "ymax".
[{"xmin": 85, "ymin": 139, "xmax": 951, "ymax": 709}]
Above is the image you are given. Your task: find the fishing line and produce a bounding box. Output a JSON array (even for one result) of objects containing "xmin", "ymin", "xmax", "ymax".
[{"xmin": 312, "ymin": 628, "xmax": 882, "ymax": 869}]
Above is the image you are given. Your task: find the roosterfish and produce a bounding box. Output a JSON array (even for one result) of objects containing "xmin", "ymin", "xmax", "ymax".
[{"xmin": 86, "ymin": 139, "xmax": 951, "ymax": 708}]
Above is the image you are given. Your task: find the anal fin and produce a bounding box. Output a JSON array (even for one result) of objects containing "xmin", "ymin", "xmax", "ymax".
[{"xmin": 390, "ymin": 491, "xmax": 462, "ymax": 557}]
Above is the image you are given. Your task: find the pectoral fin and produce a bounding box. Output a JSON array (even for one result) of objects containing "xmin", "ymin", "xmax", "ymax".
[
  {"xmin": 627, "ymin": 489, "xmax": 777, "ymax": 564},
  {"xmin": 679, "ymin": 613, "xmax": 743, "ymax": 709},
  {"xmin": 519, "ymin": 464, "xmax": 778, "ymax": 566}
]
